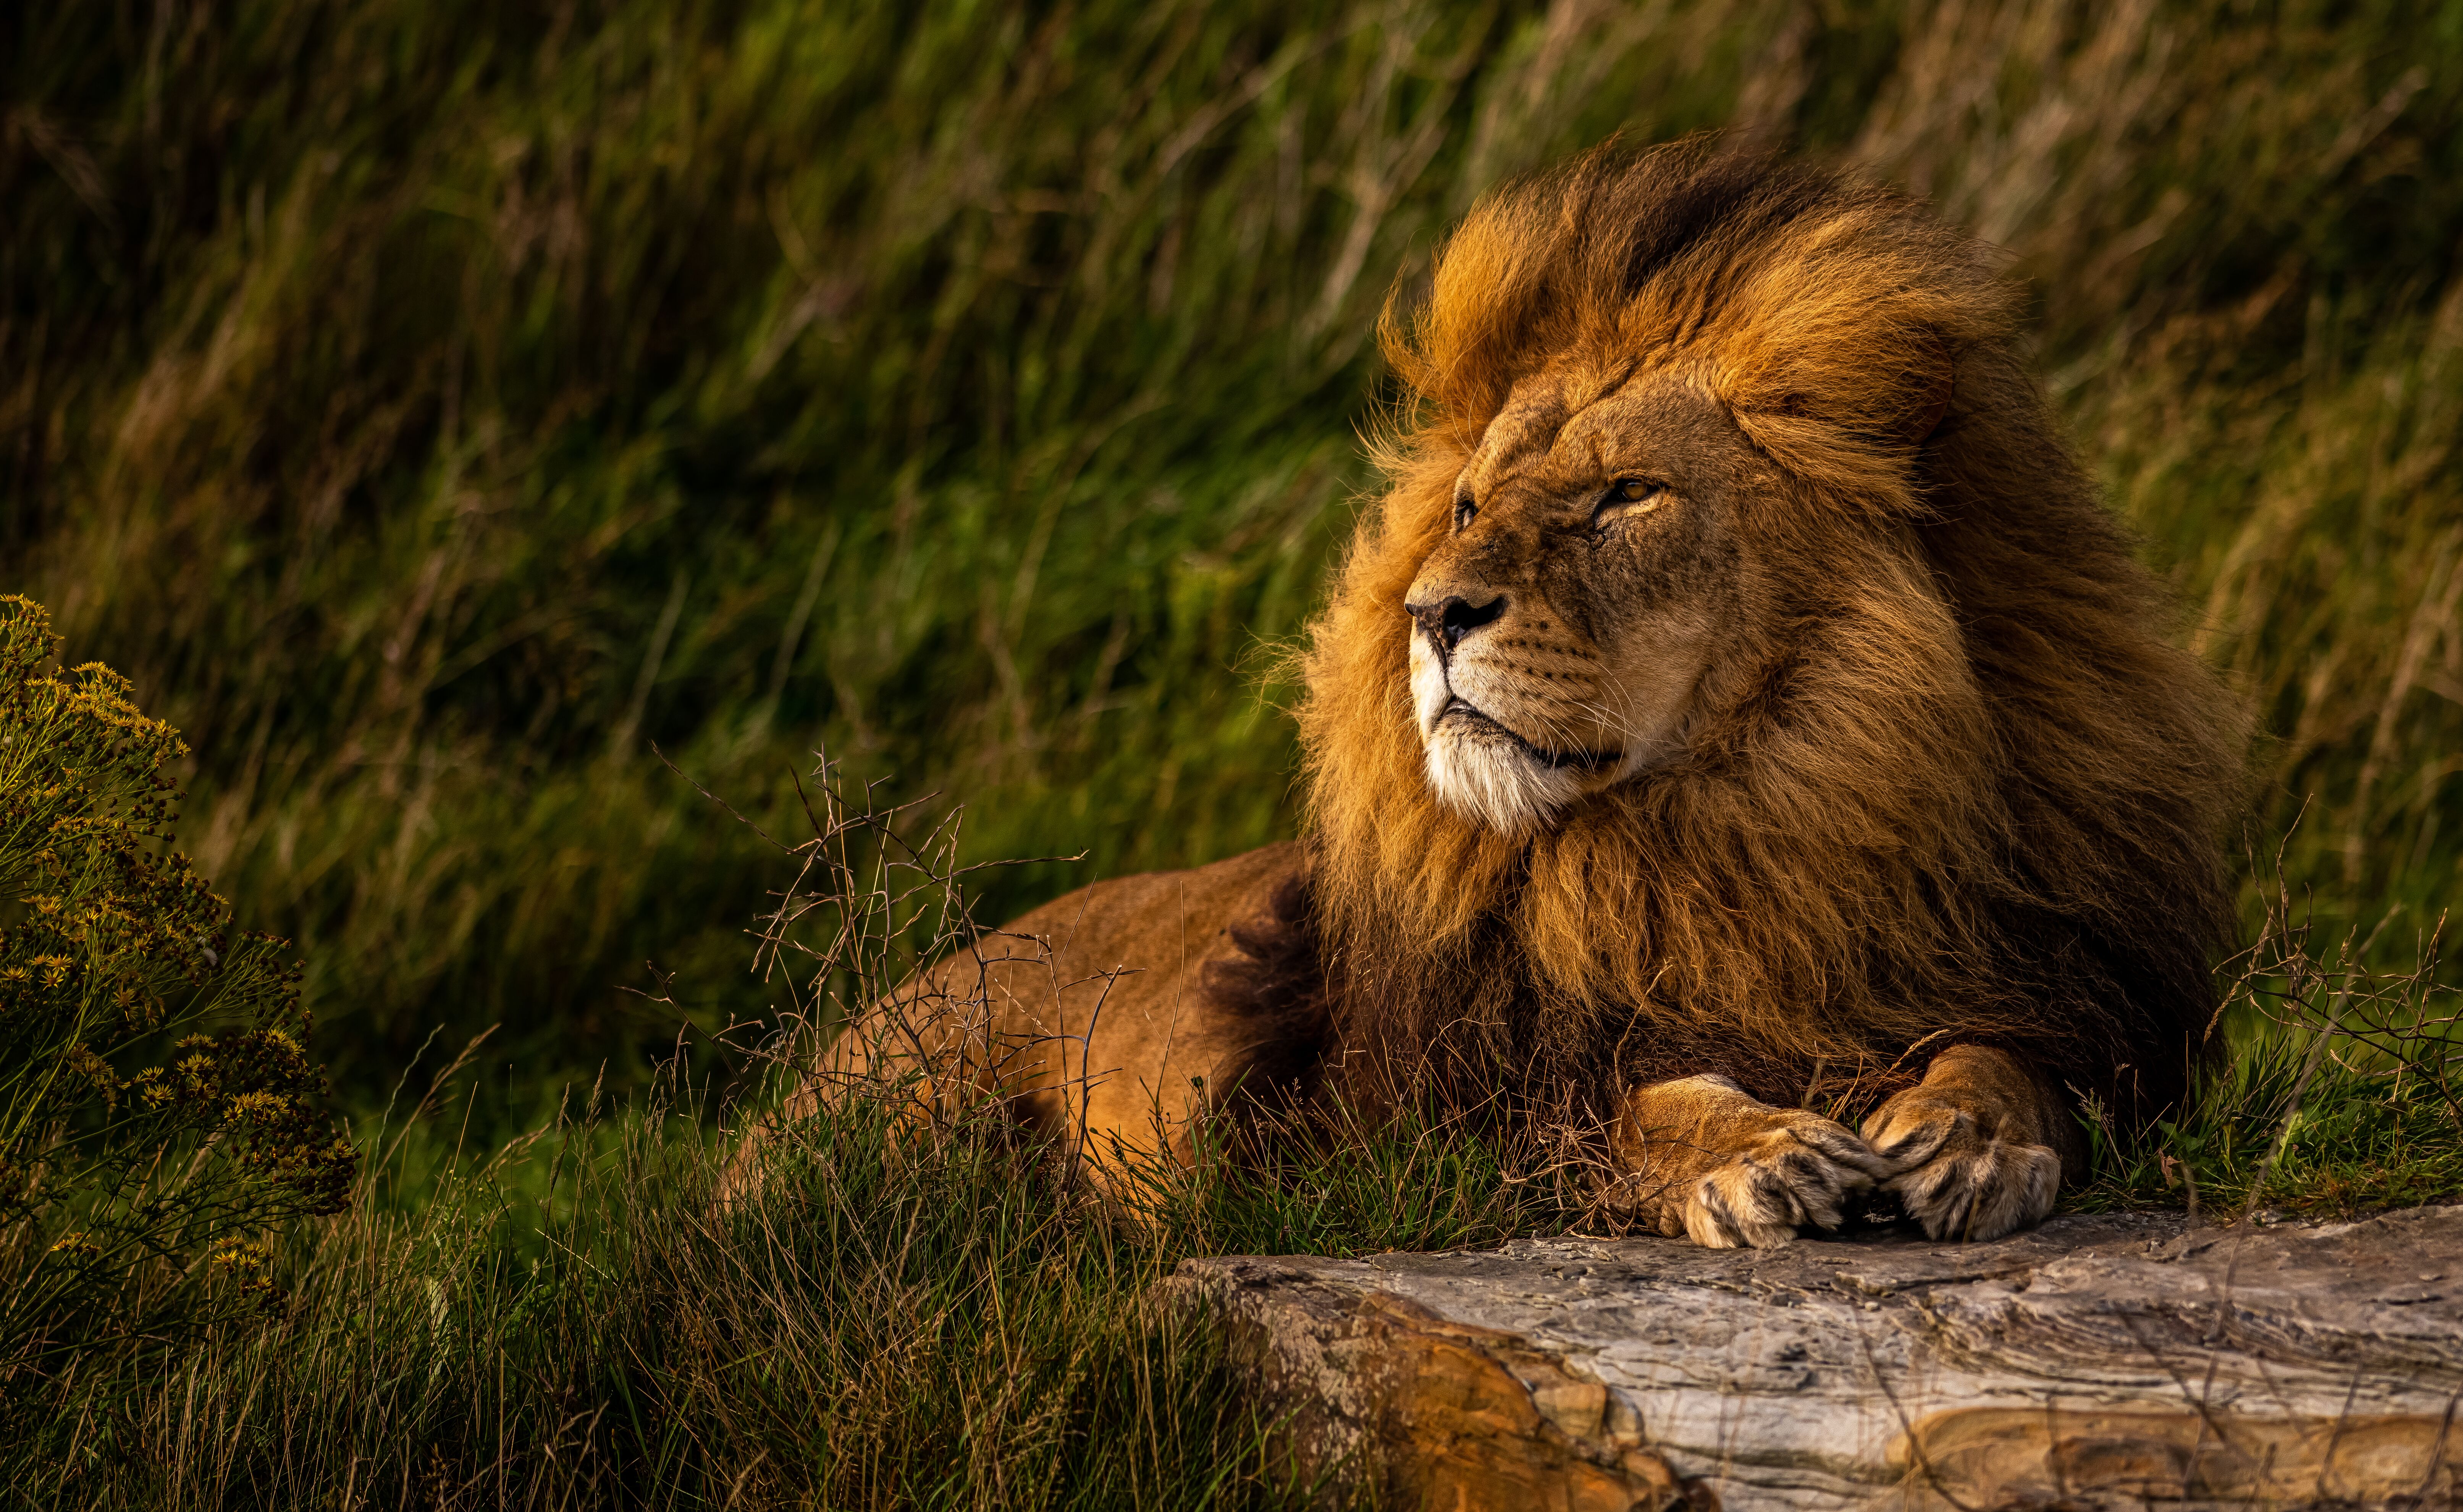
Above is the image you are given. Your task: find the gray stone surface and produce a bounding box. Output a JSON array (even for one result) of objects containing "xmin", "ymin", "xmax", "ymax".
[{"xmin": 1167, "ymin": 1207, "xmax": 2463, "ymax": 1510}]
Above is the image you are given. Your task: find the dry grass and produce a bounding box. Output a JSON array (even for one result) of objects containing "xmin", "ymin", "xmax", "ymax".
[{"xmin": 10, "ymin": 1087, "xmax": 1319, "ymax": 1509}]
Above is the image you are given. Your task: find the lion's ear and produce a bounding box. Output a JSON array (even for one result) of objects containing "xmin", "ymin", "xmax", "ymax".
[
  {"xmin": 1726, "ymin": 339, "xmax": 1958, "ymax": 481},
  {"xmin": 1899, "ymin": 352, "xmax": 1954, "ymax": 448},
  {"xmin": 1766, "ymin": 341, "xmax": 1956, "ymax": 451}
]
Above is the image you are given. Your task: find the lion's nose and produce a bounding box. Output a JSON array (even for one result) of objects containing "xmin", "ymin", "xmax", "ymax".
[{"xmin": 1406, "ymin": 594, "xmax": 1506, "ymax": 653}]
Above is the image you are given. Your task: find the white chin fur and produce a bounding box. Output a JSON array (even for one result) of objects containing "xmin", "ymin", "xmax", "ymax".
[
  {"xmin": 1424, "ymin": 727, "xmax": 1582, "ymax": 836},
  {"xmin": 1410, "ymin": 631, "xmax": 1584, "ymax": 834}
]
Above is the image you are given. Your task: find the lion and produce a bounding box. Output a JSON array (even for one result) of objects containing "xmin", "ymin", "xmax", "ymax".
[{"xmin": 755, "ymin": 139, "xmax": 2243, "ymax": 1248}]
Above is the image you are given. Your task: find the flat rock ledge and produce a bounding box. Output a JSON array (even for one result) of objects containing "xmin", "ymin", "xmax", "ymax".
[{"xmin": 1162, "ymin": 1207, "xmax": 2463, "ymax": 1512}]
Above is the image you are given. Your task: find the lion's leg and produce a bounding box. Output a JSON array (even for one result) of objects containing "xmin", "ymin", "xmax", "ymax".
[
  {"xmin": 727, "ymin": 845, "xmax": 1309, "ymax": 1202},
  {"xmin": 1605, "ymin": 1074, "xmax": 1893, "ymax": 1249},
  {"xmin": 1861, "ymin": 1044, "xmax": 2073, "ymax": 1242}
]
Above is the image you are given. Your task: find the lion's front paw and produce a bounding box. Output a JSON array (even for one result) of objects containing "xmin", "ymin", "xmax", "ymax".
[
  {"xmin": 1863, "ymin": 1090, "xmax": 2058, "ymax": 1242},
  {"xmin": 1681, "ymin": 1113, "xmax": 1888, "ymax": 1250}
]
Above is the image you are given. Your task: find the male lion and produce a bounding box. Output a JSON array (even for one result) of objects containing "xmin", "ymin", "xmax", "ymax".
[{"xmin": 766, "ymin": 141, "xmax": 2241, "ymax": 1247}]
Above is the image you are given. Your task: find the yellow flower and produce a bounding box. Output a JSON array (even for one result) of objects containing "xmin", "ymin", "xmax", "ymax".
[{"xmin": 225, "ymin": 1090, "xmax": 288, "ymax": 1123}]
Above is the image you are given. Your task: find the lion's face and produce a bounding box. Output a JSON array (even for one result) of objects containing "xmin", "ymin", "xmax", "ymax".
[{"xmin": 1405, "ymin": 368, "xmax": 1760, "ymax": 835}]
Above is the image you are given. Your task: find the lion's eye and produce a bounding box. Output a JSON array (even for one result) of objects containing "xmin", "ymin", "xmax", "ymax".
[
  {"xmin": 1453, "ymin": 493, "xmax": 1477, "ymax": 532},
  {"xmin": 1589, "ymin": 479, "xmax": 1668, "ymax": 539},
  {"xmin": 1592, "ymin": 479, "xmax": 1665, "ymax": 530}
]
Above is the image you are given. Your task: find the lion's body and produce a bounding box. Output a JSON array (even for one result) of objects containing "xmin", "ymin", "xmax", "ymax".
[
  {"xmin": 762, "ymin": 141, "xmax": 2242, "ymax": 1246},
  {"xmin": 775, "ymin": 843, "xmax": 1308, "ymax": 1172}
]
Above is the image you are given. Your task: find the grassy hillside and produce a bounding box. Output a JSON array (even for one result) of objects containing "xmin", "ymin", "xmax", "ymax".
[{"xmin": 8, "ymin": 0, "xmax": 2461, "ymax": 1140}]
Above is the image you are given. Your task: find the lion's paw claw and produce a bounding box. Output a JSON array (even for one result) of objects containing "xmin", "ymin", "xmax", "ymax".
[
  {"xmin": 1681, "ymin": 1122, "xmax": 1886, "ymax": 1250},
  {"xmin": 1865, "ymin": 1100, "xmax": 2057, "ymax": 1242}
]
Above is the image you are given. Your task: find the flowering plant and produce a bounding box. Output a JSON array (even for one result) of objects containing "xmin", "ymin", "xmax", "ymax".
[{"xmin": 0, "ymin": 597, "xmax": 354, "ymax": 1378}]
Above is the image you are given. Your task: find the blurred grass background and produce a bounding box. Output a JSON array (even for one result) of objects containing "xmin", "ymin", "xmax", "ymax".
[{"xmin": 7, "ymin": 0, "xmax": 2461, "ymax": 1142}]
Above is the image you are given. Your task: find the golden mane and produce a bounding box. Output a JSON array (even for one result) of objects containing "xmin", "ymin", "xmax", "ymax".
[{"xmin": 1295, "ymin": 139, "xmax": 2245, "ymax": 1119}]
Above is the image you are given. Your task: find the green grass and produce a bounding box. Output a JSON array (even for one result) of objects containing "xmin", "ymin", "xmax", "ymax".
[
  {"xmin": 7, "ymin": 1086, "xmax": 1320, "ymax": 1509},
  {"xmin": 2065, "ymin": 866, "xmax": 2463, "ymax": 1222},
  {"xmin": 8, "ymin": 0, "xmax": 2463, "ymax": 1131}
]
